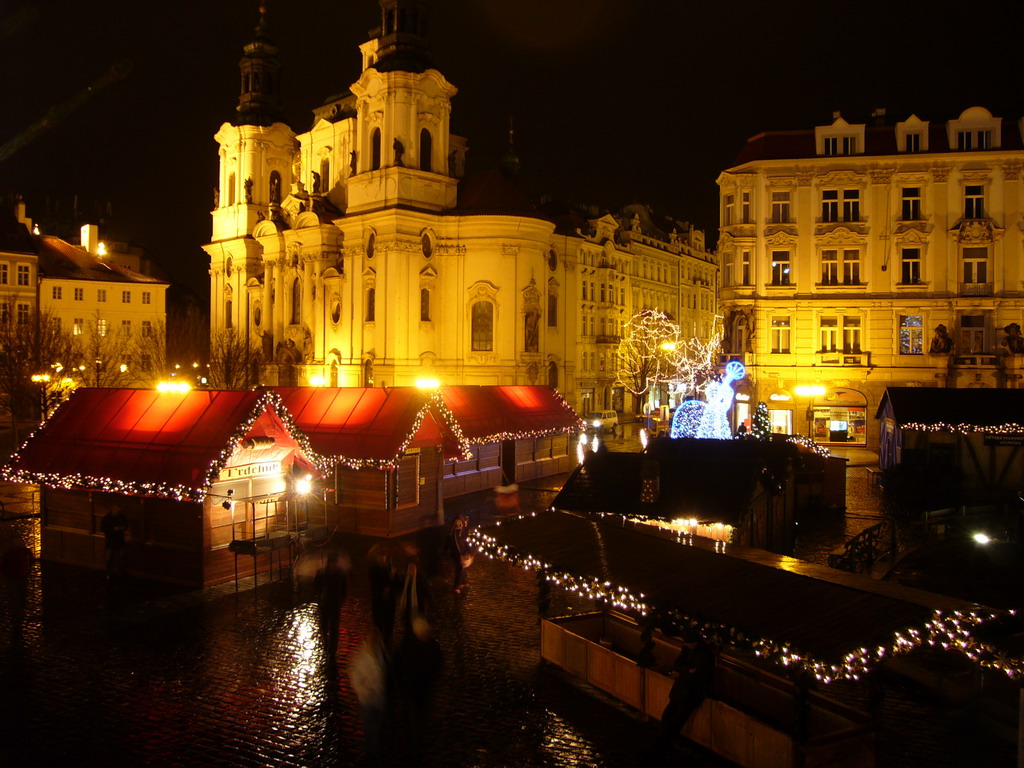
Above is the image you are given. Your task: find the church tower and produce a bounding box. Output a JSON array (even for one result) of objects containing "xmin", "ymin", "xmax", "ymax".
[{"xmin": 206, "ymin": 5, "xmax": 298, "ymax": 339}]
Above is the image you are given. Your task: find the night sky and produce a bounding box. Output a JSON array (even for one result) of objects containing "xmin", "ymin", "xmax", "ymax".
[{"xmin": 3, "ymin": 0, "xmax": 1022, "ymax": 299}]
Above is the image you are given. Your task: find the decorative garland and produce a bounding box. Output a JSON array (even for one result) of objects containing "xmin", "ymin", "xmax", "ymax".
[
  {"xmin": 902, "ymin": 421, "xmax": 1024, "ymax": 435},
  {"xmin": 786, "ymin": 434, "xmax": 831, "ymax": 458},
  {"xmin": 468, "ymin": 521, "xmax": 1003, "ymax": 684}
]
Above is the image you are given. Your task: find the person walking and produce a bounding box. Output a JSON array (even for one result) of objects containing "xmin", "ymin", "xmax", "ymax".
[
  {"xmin": 644, "ymin": 627, "xmax": 715, "ymax": 765},
  {"xmin": 315, "ymin": 550, "xmax": 349, "ymax": 665},
  {"xmin": 100, "ymin": 506, "xmax": 128, "ymax": 579},
  {"xmin": 348, "ymin": 627, "xmax": 389, "ymax": 767},
  {"xmin": 367, "ymin": 549, "xmax": 397, "ymax": 646},
  {"xmin": 444, "ymin": 515, "xmax": 470, "ymax": 593},
  {"xmin": 394, "ymin": 614, "xmax": 443, "ymax": 764}
]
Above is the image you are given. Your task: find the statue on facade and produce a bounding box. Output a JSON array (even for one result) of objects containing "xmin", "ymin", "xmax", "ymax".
[
  {"xmin": 311, "ymin": 171, "xmax": 321, "ymax": 194},
  {"xmin": 244, "ymin": 177, "xmax": 253, "ymax": 204},
  {"xmin": 393, "ymin": 138, "xmax": 405, "ymax": 166},
  {"xmin": 269, "ymin": 174, "xmax": 281, "ymax": 204},
  {"xmin": 1003, "ymin": 323, "xmax": 1024, "ymax": 354},
  {"xmin": 350, "ymin": 150, "xmax": 357, "ymax": 176},
  {"xmin": 929, "ymin": 324, "xmax": 953, "ymax": 354},
  {"xmin": 213, "ymin": 187, "xmax": 220, "ymax": 208},
  {"xmin": 524, "ymin": 307, "xmax": 540, "ymax": 353}
]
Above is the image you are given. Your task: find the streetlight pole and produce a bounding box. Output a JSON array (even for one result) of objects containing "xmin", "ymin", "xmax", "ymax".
[{"xmin": 794, "ymin": 384, "xmax": 825, "ymax": 439}]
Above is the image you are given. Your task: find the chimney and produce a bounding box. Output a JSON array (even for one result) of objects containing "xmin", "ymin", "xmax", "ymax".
[
  {"xmin": 832, "ymin": 110, "xmax": 842, "ymax": 121},
  {"xmin": 14, "ymin": 199, "xmax": 31, "ymax": 232},
  {"xmin": 81, "ymin": 223, "xmax": 99, "ymax": 254},
  {"xmin": 871, "ymin": 107, "xmax": 887, "ymax": 126}
]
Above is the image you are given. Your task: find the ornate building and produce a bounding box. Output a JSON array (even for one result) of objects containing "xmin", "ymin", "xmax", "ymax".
[
  {"xmin": 204, "ymin": 3, "xmax": 716, "ymax": 416},
  {"xmin": 717, "ymin": 107, "xmax": 1024, "ymax": 449}
]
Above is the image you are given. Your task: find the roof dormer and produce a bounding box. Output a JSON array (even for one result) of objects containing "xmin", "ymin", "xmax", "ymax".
[
  {"xmin": 947, "ymin": 106, "xmax": 1001, "ymax": 151},
  {"xmin": 814, "ymin": 115, "xmax": 865, "ymax": 157},
  {"xmin": 896, "ymin": 114, "xmax": 929, "ymax": 153}
]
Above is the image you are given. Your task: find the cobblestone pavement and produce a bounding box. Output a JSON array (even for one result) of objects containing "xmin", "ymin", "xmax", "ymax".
[{"xmin": 0, "ymin": 467, "xmax": 1017, "ymax": 768}]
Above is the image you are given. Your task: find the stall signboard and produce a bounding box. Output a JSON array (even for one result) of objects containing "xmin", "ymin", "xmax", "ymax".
[{"xmin": 217, "ymin": 461, "xmax": 283, "ymax": 482}]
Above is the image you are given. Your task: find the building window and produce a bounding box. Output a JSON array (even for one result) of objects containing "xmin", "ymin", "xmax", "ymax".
[
  {"xmin": 958, "ymin": 130, "xmax": 992, "ymax": 151},
  {"xmin": 371, "ymin": 128, "xmax": 382, "ymax": 171},
  {"xmin": 0, "ymin": 264, "xmax": 7, "ymax": 284},
  {"xmin": 771, "ymin": 317, "xmax": 791, "ymax": 354},
  {"xmin": 121, "ymin": 320, "xmax": 132, "ymax": 336},
  {"xmin": 842, "ymin": 189, "xmax": 860, "ymax": 222},
  {"xmin": 74, "ymin": 287, "xmax": 83, "ymax": 301},
  {"xmin": 97, "ymin": 318, "xmax": 108, "ymax": 337},
  {"xmin": 904, "ymin": 133, "xmax": 921, "ymax": 153},
  {"xmin": 821, "ymin": 189, "xmax": 860, "ymax": 222},
  {"xmin": 770, "ymin": 191, "xmax": 790, "ymax": 223},
  {"xmin": 822, "ymin": 190, "xmax": 838, "ymax": 222},
  {"xmin": 899, "ymin": 315, "xmax": 923, "ymax": 355},
  {"xmin": 740, "ymin": 191, "xmax": 752, "ymax": 223},
  {"xmin": 122, "ymin": 290, "xmax": 131, "ymax": 303},
  {"xmin": 740, "ymin": 250, "xmax": 752, "ymax": 285},
  {"xmin": 0, "ymin": 304, "xmax": 8, "ymax": 323},
  {"xmin": 959, "ymin": 315, "xmax": 985, "ymax": 353},
  {"xmin": 964, "ymin": 185, "xmax": 985, "ymax": 219},
  {"xmin": 821, "ymin": 250, "xmax": 838, "ymax": 285},
  {"xmin": 900, "ymin": 248, "xmax": 922, "ymax": 284},
  {"xmin": 547, "ymin": 293, "xmax": 557, "ymax": 327},
  {"xmin": 901, "ymin": 188, "xmax": 921, "ymax": 221},
  {"xmin": 16, "ymin": 303, "xmax": 29, "ymax": 325},
  {"xmin": 420, "ymin": 287, "xmax": 431, "ymax": 322},
  {"xmin": 142, "ymin": 291, "xmax": 151, "ymax": 305},
  {"xmin": 842, "ymin": 317, "xmax": 861, "ymax": 353},
  {"xmin": 97, "ymin": 289, "xmax": 107, "ymax": 303},
  {"xmin": 17, "ymin": 264, "xmax": 29, "ymax": 286},
  {"xmin": 962, "ymin": 246, "xmax": 988, "ymax": 284},
  {"xmin": 820, "ymin": 317, "xmax": 838, "ymax": 351},
  {"xmin": 52, "ymin": 286, "xmax": 62, "ymax": 300},
  {"xmin": 142, "ymin": 320, "xmax": 152, "ymax": 337},
  {"xmin": 824, "ymin": 136, "xmax": 857, "ymax": 156},
  {"xmin": 420, "ymin": 128, "xmax": 432, "ymax": 173},
  {"xmin": 770, "ymin": 251, "xmax": 791, "ymax": 286},
  {"xmin": 225, "ymin": 297, "xmax": 232, "ymax": 329},
  {"xmin": 73, "ymin": 318, "xmax": 83, "ymax": 336},
  {"xmin": 471, "ymin": 300, "xmax": 493, "ymax": 351},
  {"xmin": 723, "ymin": 194, "xmax": 735, "ymax": 226},
  {"xmin": 365, "ymin": 287, "xmax": 375, "ymax": 322},
  {"xmin": 842, "ymin": 249, "xmax": 861, "ymax": 284}
]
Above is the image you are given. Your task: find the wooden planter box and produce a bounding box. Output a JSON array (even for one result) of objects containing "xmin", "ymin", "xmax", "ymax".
[{"xmin": 541, "ymin": 612, "xmax": 875, "ymax": 768}]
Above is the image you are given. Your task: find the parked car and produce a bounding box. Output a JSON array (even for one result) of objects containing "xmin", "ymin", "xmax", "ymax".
[{"xmin": 585, "ymin": 410, "xmax": 618, "ymax": 436}]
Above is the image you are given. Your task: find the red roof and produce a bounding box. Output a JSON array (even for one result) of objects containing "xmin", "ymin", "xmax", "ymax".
[
  {"xmin": 271, "ymin": 387, "xmax": 466, "ymax": 467},
  {"xmin": 441, "ymin": 385, "xmax": 583, "ymax": 442},
  {"xmin": 3, "ymin": 388, "xmax": 317, "ymax": 501}
]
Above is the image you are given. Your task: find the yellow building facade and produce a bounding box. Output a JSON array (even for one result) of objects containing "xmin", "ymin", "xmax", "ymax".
[{"xmin": 718, "ymin": 107, "xmax": 1024, "ymax": 449}]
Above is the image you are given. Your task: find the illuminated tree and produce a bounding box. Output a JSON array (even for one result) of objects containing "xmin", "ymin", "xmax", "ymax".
[
  {"xmin": 663, "ymin": 327, "xmax": 723, "ymax": 401},
  {"xmin": 751, "ymin": 402, "xmax": 771, "ymax": 441},
  {"xmin": 0, "ymin": 303, "xmax": 76, "ymax": 440},
  {"xmin": 614, "ymin": 309, "xmax": 682, "ymax": 411},
  {"xmin": 208, "ymin": 329, "xmax": 265, "ymax": 390}
]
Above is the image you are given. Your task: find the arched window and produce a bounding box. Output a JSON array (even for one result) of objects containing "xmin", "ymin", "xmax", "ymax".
[
  {"xmin": 224, "ymin": 286, "xmax": 233, "ymax": 329},
  {"xmin": 471, "ymin": 301, "xmax": 493, "ymax": 351},
  {"xmin": 363, "ymin": 359, "xmax": 374, "ymax": 387},
  {"xmin": 269, "ymin": 170, "xmax": 281, "ymax": 204},
  {"xmin": 366, "ymin": 287, "xmax": 376, "ymax": 322},
  {"xmin": 420, "ymin": 288, "xmax": 431, "ymax": 321},
  {"xmin": 547, "ymin": 361, "xmax": 558, "ymax": 388},
  {"xmin": 419, "ymin": 129, "xmax": 432, "ymax": 172},
  {"xmin": 320, "ymin": 159, "xmax": 330, "ymax": 193},
  {"xmin": 228, "ymin": 173, "xmax": 236, "ymax": 205},
  {"xmin": 291, "ymin": 277, "xmax": 301, "ymax": 324},
  {"xmin": 371, "ymin": 129, "xmax": 382, "ymax": 171}
]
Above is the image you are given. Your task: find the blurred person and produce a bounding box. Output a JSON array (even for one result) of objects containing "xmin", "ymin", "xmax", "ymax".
[
  {"xmin": 367, "ymin": 548, "xmax": 398, "ymax": 646},
  {"xmin": 444, "ymin": 514, "xmax": 470, "ymax": 593},
  {"xmin": 100, "ymin": 506, "xmax": 128, "ymax": 579},
  {"xmin": 315, "ymin": 550, "xmax": 349, "ymax": 665},
  {"xmin": 348, "ymin": 627, "xmax": 389, "ymax": 767},
  {"xmin": 394, "ymin": 614, "xmax": 443, "ymax": 763}
]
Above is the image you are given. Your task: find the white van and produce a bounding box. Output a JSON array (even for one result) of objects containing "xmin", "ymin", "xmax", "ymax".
[{"xmin": 585, "ymin": 410, "xmax": 619, "ymax": 436}]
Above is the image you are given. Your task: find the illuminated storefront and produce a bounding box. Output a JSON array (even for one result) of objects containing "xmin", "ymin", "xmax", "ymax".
[{"xmin": 809, "ymin": 388, "xmax": 868, "ymax": 446}]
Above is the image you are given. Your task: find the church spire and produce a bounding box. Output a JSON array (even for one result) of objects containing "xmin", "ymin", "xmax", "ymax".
[
  {"xmin": 499, "ymin": 116, "xmax": 520, "ymax": 181},
  {"xmin": 373, "ymin": 0, "xmax": 434, "ymax": 73},
  {"xmin": 233, "ymin": 4, "xmax": 285, "ymax": 127}
]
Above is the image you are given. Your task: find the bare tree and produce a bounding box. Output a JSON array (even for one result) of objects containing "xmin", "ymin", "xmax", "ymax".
[
  {"xmin": 208, "ymin": 329, "xmax": 265, "ymax": 390},
  {"xmin": 0, "ymin": 302, "xmax": 77, "ymax": 441},
  {"xmin": 129, "ymin": 308, "xmax": 210, "ymax": 388},
  {"xmin": 664, "ymin": 326, "xmax": 723, "ymax": 401},
  {"xmin": 68, "ymin": 311, "xmax": 138, "ymax": 388},
  {"xmin": 614, "ymin": 309, "xmax": 682, "ymax": 412}
]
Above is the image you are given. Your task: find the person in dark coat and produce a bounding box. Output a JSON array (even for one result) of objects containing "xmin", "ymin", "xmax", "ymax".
[
  {"xmin": 100, "ymin": 507, "xmax": 128, "ymax": 579},
  {"xmin": 645, "ymin": 627, "xmax": 715, "ymax": 764},
  {"xmin": 367, "ymin": 550, "xmax": 397, "ymax": 646},
  {"xmin": 315, "ymin": 551, "xmax": 349, "ymax": 664},
  {"xmin": 444, "ymin": 515, "xmax": 469, "ymax": 593},
  {"xmin": 394, "ymin": 615, "xmax": 443, "ymax": 763}
]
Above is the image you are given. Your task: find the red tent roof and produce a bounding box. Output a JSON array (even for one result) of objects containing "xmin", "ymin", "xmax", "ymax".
[
  {"xmin": 3, "ymin": 388, "xmax": 317, "ymax": 501},
  {"xmin": 270, "ymin": 387, "xmax": 469, "ymax": 467},
  {"xmin": 441, "ymin": 385, "xmax": 583, "ymax": 442}
]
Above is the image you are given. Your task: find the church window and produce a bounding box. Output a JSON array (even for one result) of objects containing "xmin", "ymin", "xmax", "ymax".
[
  {"xmin": 471, "ymin": 301, "xmax": 493, "ymax": 351},
  {"xmin": 363, "ymin": 358, "xmax": 374, "ymax": 387},
  {"xmin": 420, "ymin": 129, "xmax": 432, "ymax": 173},
  {"xmin": 228, "ymin": 173, "xmax": 236, "ymax": 205},
  {"xmin": 420, "ymin": 288, "xmax": 431, "ymax": 322},
  {"xmin": 225, "ymin": 297, "xmax": 233, "ymax": 329},
  {"xmin": 371, "ymin": 129, "xmax": 382, "ymax": 171},
  {"xmin": 547, "ymin": 361, "xmax": 558, "ymax": 388},
  {"xmin": 331, "ymin": 299, "xmax": 341, "ymax": 325},
  {"xmin": 366, "ymin": 288, "xmax": 376, "ymax": 322},
  {"xmin": 548, "ymin": 293, "xmax": 557, "ymax": 327},
  {"xmin": 319, "ymin": 160, "xmax": 330, "ymax": 193},
  {"xmin": 291, "ymin": 278, "xmax": 301, "ymax": 324}
]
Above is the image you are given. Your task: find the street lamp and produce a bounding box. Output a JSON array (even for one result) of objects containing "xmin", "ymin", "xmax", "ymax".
[{"xmin": 794, "ymin": 384, "xmax": 825, "ymax": 439}]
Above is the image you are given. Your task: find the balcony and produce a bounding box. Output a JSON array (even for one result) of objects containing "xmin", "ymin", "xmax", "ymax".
[
  {"xmin": 816, "ymin": 350, "xmax": 869, "ymax": 367},
  {"xmin": 959, "ymin": 282, "xmax": 993, "ymax": 296},
  {"xmin": 953, "ymin": 355, "xmax": 999, "ymax": 367},
  {"xmin": 595, "ymin": 335, "xmax": 621, "ymax": 345}
]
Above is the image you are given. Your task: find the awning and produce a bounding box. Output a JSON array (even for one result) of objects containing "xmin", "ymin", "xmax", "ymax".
[
  {"xmin": 3, "ymin": 389, "xmax": 319, "ymax": 502},
  {"xmin": 271, "ymin": 386, "xmax": 469, "ymax": 468},
  {"xmin": 472, "ymin": 511, "xmax": 989, "ymax": 682},
  {"xmin": 441, "ymin": 385, "xmax": 583, "ymax": 443}
]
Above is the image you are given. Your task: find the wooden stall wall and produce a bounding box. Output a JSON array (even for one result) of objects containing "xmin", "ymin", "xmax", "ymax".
[
  {"xmin": 514, "ymin": 434, "xmax": 575, "ymax": 483},
  {"xmin": 41, "ymin": 489, "xmax": 204, "ymax": 585},
  {"xmin": 389, "ymin": 447, "xmax": 442, "ymax": 537},
  {"xmin": 328, "ymin": 466, "xmax": 388, "ymax": 536},
  {"xmin": 442, "ymin": 443, "xmax": 501, "ymax": 498}
]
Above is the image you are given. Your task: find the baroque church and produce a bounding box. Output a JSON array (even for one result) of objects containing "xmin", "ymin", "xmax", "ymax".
[{"xmin": 205, "ymin": 1, "xmax": 717, "ymax": 414}]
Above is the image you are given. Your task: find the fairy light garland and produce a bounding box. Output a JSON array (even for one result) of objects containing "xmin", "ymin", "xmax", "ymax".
[
  {"xmin": 786, "ymin": 434, "xmax": 831, "ymax": 458},
  {"xmin": 469, "ymin": 520, "xmax": 1005, "ymax": 683},
  {"xmin": 902, "ymin": 421, "xmax": 1024, "ymax": 435}
]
